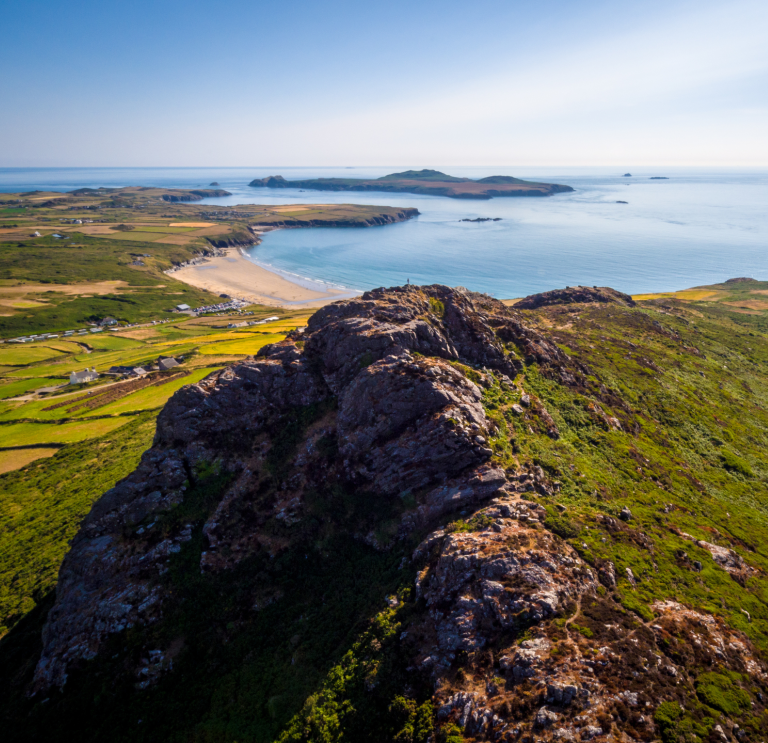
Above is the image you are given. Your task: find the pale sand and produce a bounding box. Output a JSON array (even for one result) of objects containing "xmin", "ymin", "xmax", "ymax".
[{"xmin": 172, "ymin": 249, "xmax": 355, "ymax": 308}]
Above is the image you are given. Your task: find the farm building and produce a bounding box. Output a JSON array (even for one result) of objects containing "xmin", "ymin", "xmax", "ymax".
[{"xmin": 158, "ymin": 357, "xmax": 180, "ymax": 371}]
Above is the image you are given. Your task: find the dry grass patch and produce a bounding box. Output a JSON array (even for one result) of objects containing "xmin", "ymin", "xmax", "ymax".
[
  {"xmin": 0, "ymin": 280, "xmax": 131, "ymax": 296},
  {"xmin": 722, "ymin": 299, "xmax": 768, "ymax": 310},
  {"xmin": 0, "ymin": 447, "xmax": 58, "ymax": 474}
]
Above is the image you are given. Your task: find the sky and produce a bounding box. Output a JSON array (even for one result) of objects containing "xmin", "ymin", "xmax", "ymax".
[{"xmin": 1, "ymin": 0, "xmax": 767, "ymax": 167}]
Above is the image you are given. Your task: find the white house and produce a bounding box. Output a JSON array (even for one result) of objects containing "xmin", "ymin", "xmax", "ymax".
[
  {"xmin": 176, "ymin": 303, "xmax": 191, "ymax": 311},
  {"xmin": 70, "ymin": 368, "xmax": 99, "ymax": 385}
]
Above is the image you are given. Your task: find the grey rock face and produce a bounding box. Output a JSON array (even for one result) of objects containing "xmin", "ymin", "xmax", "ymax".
[
  {"xmin": 338, "ymin": 354, "xmax": 489, "ymax": 494},
  {"xmin": 32, "ymin": 284, "xmax": 589, "ymax": 692}
]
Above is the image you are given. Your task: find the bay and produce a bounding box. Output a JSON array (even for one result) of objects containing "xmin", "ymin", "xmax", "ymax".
[{"xmin": 1, "ymin": 166, "xmax": 766, "ymax": 297}]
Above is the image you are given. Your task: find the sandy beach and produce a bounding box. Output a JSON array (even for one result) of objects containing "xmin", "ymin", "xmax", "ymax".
[{"xmin": 172, "ymin": 248, "xmax": 357, "ymax": 308}]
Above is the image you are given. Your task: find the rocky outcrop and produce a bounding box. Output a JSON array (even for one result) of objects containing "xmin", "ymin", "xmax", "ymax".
[
  {"xmin": 36, "ymin": 284, "xmax": 559, "ymax": 691},
  {"xmin": 204, "ymin": 228, "xmax": 259, "ymax": 249},
  {"xmin": 515, "ymin": 285, "xmax": 636, "ymax": 310},
  {"xmin": 25, "ymin": 281, "xmax": 768, "ymax": 743}
]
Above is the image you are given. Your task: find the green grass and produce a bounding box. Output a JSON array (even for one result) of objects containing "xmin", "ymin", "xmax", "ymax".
[
  {"xmin": 0, "ymin": 378, "xmax": 55, "ymax": 400},
  {"xmin": 81, "ymin": 334, "xmax": 146, "ymax": 351},
  {"xmin": 0, "ymin": 413, "xmax": 158, "ymax": 634},
  {"xmin": 90, "ymin": 368, "xmax": 212, "ymax": 415},
  {"xmin": 0, "ymin": 417, "xmax": 131, "ymax": 447},
  {"xmin": 0, "ymin": 346, "xmax": 66, "ymax": 366},
  {"xmin": 484, "ymin": 300, "xmax": 768, "ymax": 651},
  {"xmin": 0, "ymin": 283, "xmax": 216, "ymax": 338}
]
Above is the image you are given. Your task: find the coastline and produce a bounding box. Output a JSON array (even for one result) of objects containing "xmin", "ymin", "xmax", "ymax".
[{"xmin": 171, "ymin": 244, "xmax": 360, "ymax": 308}]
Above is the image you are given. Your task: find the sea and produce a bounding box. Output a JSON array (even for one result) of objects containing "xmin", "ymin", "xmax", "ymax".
[{"xmin": 1, "ymin": 166, "xmax": 766, "ymax": 298}]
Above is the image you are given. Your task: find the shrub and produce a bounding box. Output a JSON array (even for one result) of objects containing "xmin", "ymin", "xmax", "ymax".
[
  {"xmin": 428, "ymin": 297, "xmax": 445, "ymax": 318},
  {"xmin": 572, "ymin": 624, "xmax": 593, "ymax": 639},
  {"xmin": 438, "ymin": 723, "xmax": 464, "ymax": 743},
  {"xmin": 720, "ymin": 449, "xmax": 753, "ymax": 477},
  {"xmin": 544, "ymin": 512, "xmax": 579, "ymax": 539},
  {"xmin": 696, "ymin": 672, "xmax": 751, "ymax": 715},
  {"xmin": 448, "ymin": 513, "xmax": 494, "ymax": 533}
]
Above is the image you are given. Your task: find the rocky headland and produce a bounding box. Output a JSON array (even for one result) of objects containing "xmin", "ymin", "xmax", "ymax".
[{"xmin": 8, "ymin": 282, "xmax": 767, "ymax": 743}]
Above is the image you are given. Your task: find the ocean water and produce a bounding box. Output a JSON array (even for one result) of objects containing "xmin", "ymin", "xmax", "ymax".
[{"xmin": 1, "ymin": 166, "xmax": 766, "ymax": 297}]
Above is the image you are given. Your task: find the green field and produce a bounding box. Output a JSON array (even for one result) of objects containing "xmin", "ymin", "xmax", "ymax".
[
  {"xmin": 0, "ymin": 346, "xmax": 66, "ymax": 366},
  {"xmin": 81, "ymin": 334, "xmax": 146, "ymax": 350},
  {"xmin": 0, "ymin": 378, "xmax": 55, "ymax": 400},
  {"xmin": 0, "ymin": 417, "xmax": 131, "ymax": 448},
  {"xmin": 0, "ymin": 300, "xmax": 306, "ymax": 645},
  {"xmin": 0, "ymin": 413, "xmax": 158, "ymax": 634},
  {"xmin": 91, "ymin": 368, "xmax": 212, "ymax": 415}
]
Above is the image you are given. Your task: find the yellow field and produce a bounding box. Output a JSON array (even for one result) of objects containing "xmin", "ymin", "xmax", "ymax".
[
  {"xmin": 198, "ymin": 333, "xmax": 287, "ymax": 356},
  {"xmin": 633, "ymin": 290, "xmax": 726, "ymax": 301}
]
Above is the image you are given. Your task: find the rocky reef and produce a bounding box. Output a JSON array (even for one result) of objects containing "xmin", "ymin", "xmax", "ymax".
[{"xmin": 11, "ymin": 284, "xmax": 768, "ymax": 742}]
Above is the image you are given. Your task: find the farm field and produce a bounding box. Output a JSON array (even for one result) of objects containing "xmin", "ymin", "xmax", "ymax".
[
  {"xmin": 0, "ymin": 417, "xmax": 132, "ymax": 448},
  {"xmin": 0, "ymin": 309, "xmax": 308, "ymax": 457}
]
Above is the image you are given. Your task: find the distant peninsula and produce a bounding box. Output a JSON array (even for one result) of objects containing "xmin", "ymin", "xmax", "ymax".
[{"xmin": 249, "ymin": 169, "xmax": 574, "ymax": 200}]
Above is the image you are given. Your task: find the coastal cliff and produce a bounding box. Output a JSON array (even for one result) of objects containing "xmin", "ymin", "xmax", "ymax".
[
  {"xmin": 252, "ymin": 207, "xmax": 419, "ymax": 228},
  {"xmin": 7, "ymin": 283, "xmax": 768, "ymax": 742},
  {"xmin": 203, "ymin": 208, "xmax": 418, "ymax": 249}
]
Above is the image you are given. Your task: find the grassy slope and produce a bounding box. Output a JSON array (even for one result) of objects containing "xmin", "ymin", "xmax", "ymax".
[
  {"xmin": 487, "ymin": 300, "xmax": 768, "ymax": 647},
  {"xmin": 1, "ymin": 292, "xmax": 767, "ymax": 742},
  {"xmin": 0, "ymin": 413, "xmax": 158, "ymax": 634}
]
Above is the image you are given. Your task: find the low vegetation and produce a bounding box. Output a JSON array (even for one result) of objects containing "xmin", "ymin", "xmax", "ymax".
[{"xmin": 2, "ymin": 220, "xmax": 768, "ymax": 743}]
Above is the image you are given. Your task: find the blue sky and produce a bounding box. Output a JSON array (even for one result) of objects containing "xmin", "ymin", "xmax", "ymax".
[{"xmin": 1, "ymin": 0, "xmax": 766, "ymax": 166}]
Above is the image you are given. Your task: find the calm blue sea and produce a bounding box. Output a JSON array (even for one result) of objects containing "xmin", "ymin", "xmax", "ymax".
[{"xmin": 1, "ymin": 166, "xmax": 766, "ymax": 297}]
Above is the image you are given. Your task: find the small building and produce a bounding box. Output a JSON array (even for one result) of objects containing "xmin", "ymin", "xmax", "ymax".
[
  {"xmin": 130, "ymin": 366, "xmax": 148, "ymax": 377},
  {"xmin": 176, "ymin": 303, "xmax": 191, "ymax": 311},
  {"xmin": 70, "ymin": 368, "xmax": 99, "ymax": 385},
  {"xmin": 100, "ymin": 317, "xmax": 118, "ymax": 326},
  {"xmin": 107, "ymin": 365, "xmax": 133, "ymax": 375},
  {"xmin": 158, "ymin": 357, "xmax": 180, "ymax": 371}
]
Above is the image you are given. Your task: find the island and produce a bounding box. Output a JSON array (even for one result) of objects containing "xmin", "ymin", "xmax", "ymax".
[{"xmin": 249, "ymin": 169, "xmax": 574, "ymax": 200}]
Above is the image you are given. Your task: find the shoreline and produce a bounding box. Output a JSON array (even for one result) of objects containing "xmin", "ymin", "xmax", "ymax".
[{"xmin": 171, "ymin": 243, "xmax": 361, "ymax": 308}]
